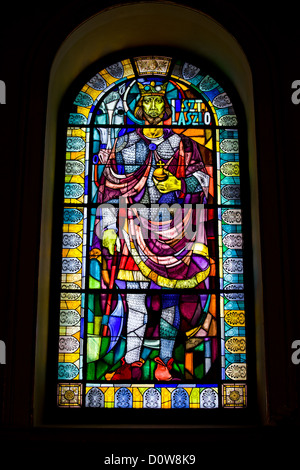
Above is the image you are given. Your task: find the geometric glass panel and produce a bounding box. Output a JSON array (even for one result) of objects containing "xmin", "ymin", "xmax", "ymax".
[{"xmin": 52, "ymin": 55, "xmax": 250, "ymax": 411}]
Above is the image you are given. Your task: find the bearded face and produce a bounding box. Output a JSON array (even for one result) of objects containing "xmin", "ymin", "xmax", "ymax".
[
  {"xmin": 142, "ymin": 95, "xmax": 165, "ymax": 119},
  {"xmin": 134, "ymin": 94, "xmax": 171, "ymax": 124}
]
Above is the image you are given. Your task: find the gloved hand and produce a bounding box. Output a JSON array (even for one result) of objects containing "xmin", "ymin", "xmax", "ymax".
[
  {"xmin": 102, "ymin": 229, "xmax": 120, "ymax": 255},
  {"xmin": 153, "ymin": 170, "xmax": 182, "ymax": 193}
]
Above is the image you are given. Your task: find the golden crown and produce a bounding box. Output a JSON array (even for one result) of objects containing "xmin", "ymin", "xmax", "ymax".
[{"xmin": 137, "ymin": 81, "xmax": 168, "ymax": 96}]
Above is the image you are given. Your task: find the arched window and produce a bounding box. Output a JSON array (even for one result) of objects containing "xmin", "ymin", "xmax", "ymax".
[{"xmin": 47, "ymin": 53, "xmax": 253, "ymax": 420}]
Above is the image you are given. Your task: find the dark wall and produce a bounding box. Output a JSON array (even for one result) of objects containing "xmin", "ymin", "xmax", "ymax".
[{"xmin": 1, "ymin": 0, "xmax": 299, "ymax": 454}]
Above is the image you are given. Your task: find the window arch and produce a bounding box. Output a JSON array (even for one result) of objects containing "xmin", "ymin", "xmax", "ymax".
[
  {"xmin": 34, "ymin": 3, "xmax": 266, "ymax": 427},
  {"xmin": 46, "ymin": 53, "xmax": 254, "ymax": 420}
]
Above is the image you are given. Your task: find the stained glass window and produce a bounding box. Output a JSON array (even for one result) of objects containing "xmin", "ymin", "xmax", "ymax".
[{"xmin": 53, "ymin": 55, "xmax": 250, "ymax": 413}]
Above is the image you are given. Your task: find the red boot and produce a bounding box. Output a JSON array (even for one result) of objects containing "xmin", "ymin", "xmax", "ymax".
[
  {"xmin": 154, "ymin": 357, "xmax": 181, "ymax": 382},
  {"xmin": 105, "ymin": 357, "xmax": 144, "ymax": 381}
]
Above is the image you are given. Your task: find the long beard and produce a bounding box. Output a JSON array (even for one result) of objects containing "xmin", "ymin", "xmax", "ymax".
[{"xmin": 143, "ymin": 112, "xmax": 163, "ymax": 126}]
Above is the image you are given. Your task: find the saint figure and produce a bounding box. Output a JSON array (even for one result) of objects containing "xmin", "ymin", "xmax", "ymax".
[{"xmin": 91, "ymin": 80, "xmax": 215, "ymax": 381}]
